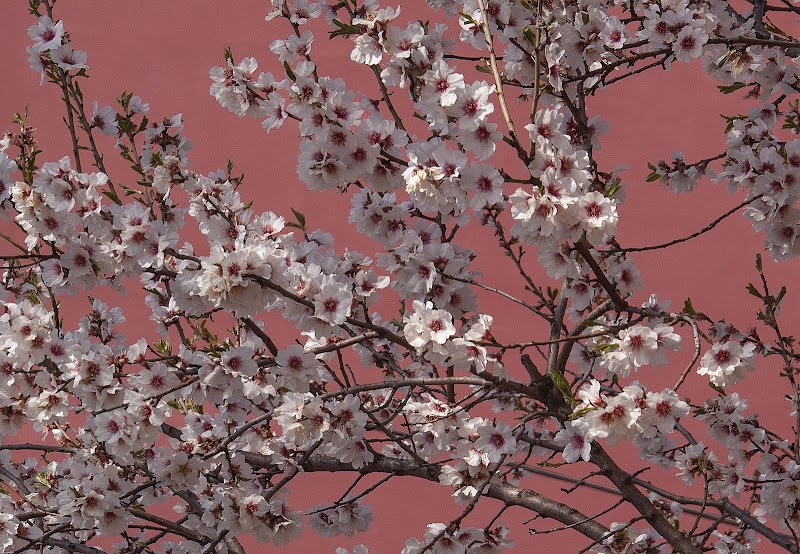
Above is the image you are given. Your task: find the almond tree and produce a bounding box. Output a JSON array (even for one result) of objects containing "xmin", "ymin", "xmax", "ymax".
[{"xmin": 2, "ymin": 0, "xmax": 800, "ymax": 552}]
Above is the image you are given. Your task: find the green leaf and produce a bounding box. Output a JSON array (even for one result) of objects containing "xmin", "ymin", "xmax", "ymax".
[
  {"xmin": 763, "ymin": 17, "xmax": 790, "ymax": 39},
  {"xmin": 154, "ymin": 340, "xmax": 172, "ymax": 356},
  {"xmin": 720, "ymin": 113, "xmax": 745, "ymax": 134},
  {"xmin": 101, "ymin": 188, "xmax": 121, "ymax": 204},
  {"xmin": 13, "ymin": 107, "xmax": 30, "ymax": 127},
  {"xmin": 645, "ymin": 170, "xmax": 661, "ymax": 182},
  {"xmin": 569, "ymin": 406, "xmax": 597, "ymax": 419},
  {"xmin": 119, "ymin": 184, "xmax": 141, "ymax": 196},
  {"xmin": 29, "ymin": 0, "xmax": 42, "ymax": 16},
  {"xmin": 776, "ymin": 285, "xmax": 788, "ymax": 306},
  {"xmin": 549, "ymin": 373, "xmax": 576, "ymax": 404},
  {"xmin": 117, "ymin": 90, "xmax": 131, "ymax": 109},
  {"xmin": 328, "ymin": 18, "xmax": 362, "ymax": 39},
  {"xmin": 593, "ymin": 343, "xmax": 619, "ymax": 353},
  {"xmin": 683, "ymin": 298, "xmax": 696, "ymax": 317},
  {"xmin": 459, "ymin": 12, "xmax": 479, "ymax": 26},
  {"xmin": 291, "ymin": 207, "xmax": 306, "ymax": 231},
  {"xmin": 522, "ymin": 27, "xmax": 536, "ymax": 46},
  {"xmin": 717, "ymin": 82, "xmax": 746, "ymax": 94},
  {"xmin": 283, "ymin": 61, "xmax": 296, "ymax": 82},
  {"xmin": 708, "ymin": 382, "xmax": 726, "ymax": 396},
  {"xmin": 167, "ymin": 400, "xmax": 183, "ymax": 412},
  {"xmin": 604, "ymin": 177, "xmax": 622, "ymax": 197},
  {"xmin": 746, "ymin": 283, "xmax": 762, "ymax": 299}
]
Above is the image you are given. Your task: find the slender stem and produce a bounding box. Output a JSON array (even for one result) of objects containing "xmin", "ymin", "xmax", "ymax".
[
  {"xmin": 476, "ymin": 0, "xmax": 530, "ymax": 165},
  {"xmin": 57, "ymin": 73, "xmax": 83, "ymax": 172},
  {"xmin": 241, "ymin": 316, "xmax": 279, "ymax": 356},
  {"xmin": 673, "ymin": 317, "xmax": 701, "ymax": 392},
  {"xmin": 614, "ymin": 194, "xmax": 763, "ymax": 253},
  {"xmin": 442, "ymin": 272, "xmax": 541, "ymax": 314},
  {"xmin": 573, "ymin": 241, "xmax": 627, "ymax": 311},
  {"xmin": 371, "ymin": 64, "xmax": 406, "ymax": 132},
  {"xmin": 311, "ymin": 331, "xmax": 381, "ymax": 353}
]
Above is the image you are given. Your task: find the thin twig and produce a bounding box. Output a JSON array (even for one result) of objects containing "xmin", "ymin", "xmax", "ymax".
[
  {"xmin": 614, "ymin": 194, "xmax": 764, "ymax": 253},
  {"xmin": 673, "ymin": 317, "xmax": 701, "ymax": 392}
]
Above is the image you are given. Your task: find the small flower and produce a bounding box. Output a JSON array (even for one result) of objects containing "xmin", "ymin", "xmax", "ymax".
[
  {"xmin": 673, "ymin": 26, "xmax": 708, "ymax": 63},
  {"xmin": 697, "ymin": 341, "xmax": 757, "ymax": 387},
  {"xmin": 555, "ymin": 421, "xmax": 592, "ymax": 463},
  {"xmin": 313, "ymin": 278, "xmax": 352, "ymax": 325},
  {"xmin": 50, "ymin": 44, "xmax": 89, "ymax": 71},
  {"xmin": 91, "ymin": 102, "xmax": 119, "ymax": 136},
  {"xmin": 351, "ymin": 35, "xmax": 383, "ymax": 65},
  {"xmin": 474, "ymin": 421, "xmax": 516, "ymax": 463},
  {"xmin": 27, "ymin": 15, "xmax": 64, "ymax": 52},
  {"xmin": 403, "ymin": 300, "xmax": 456, "ymax": 351}
]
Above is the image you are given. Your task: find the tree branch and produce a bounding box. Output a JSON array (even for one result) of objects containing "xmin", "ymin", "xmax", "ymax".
[{"xmin": 243, "ymin": 451, "xmax": 610, "ymax": 542}]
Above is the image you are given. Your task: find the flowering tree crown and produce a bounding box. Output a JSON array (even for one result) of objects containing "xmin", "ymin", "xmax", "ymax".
[{"xmin": 2, "ymin": 0, "xmax": 800, "ymax": 553}]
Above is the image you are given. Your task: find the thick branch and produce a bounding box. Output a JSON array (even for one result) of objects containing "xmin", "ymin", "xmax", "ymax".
[
  {"xmin": 127, "ymin": 507, "xmax": 210, "ymax": 545},
  {"xmin": 573, "ymin": 242, "xmax": 627, "ymax": 312},
  {"xmin": 554, "ymin": 300, "xmax": 614, "ymax": 374},
  {"xmin": 634, "ymin": 478, "xmax": 798, "ymax": 553},
  {"xmin": 546, "ymin": 297, "xmax": 569, "ymax": 376},
  {"xmin": 40, "ymin": 538, "xmax": 107, "ymax": 554},
  {"xmin": 242, "ymin": 451, "xmax": 609, "ymax": 542},
  {"xmin": 590, "ymin": 445, "xmax": 701, "ymax": 554}
]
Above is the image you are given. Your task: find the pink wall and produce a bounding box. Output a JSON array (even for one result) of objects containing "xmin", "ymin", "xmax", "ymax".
[{"xmin": 3, "ymin": 1, "xmax": 799, "ymax": 551}]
